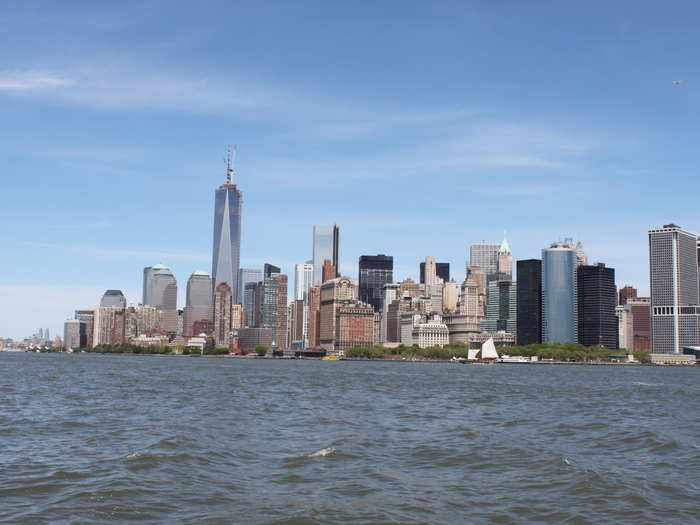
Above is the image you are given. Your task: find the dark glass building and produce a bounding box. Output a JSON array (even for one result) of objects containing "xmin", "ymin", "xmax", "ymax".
[
  {"xmin": 516, "ymin": 259, "xmax": 542, "ymax": 345},
  {"xmin": 577, "ymin": 263, "xmax": 618, "ymax": 348},
  {"xmin": 419, "ymin": 262, "xmax": 450, "ymax": 284},
  {"xmin": 358, "ymin": 255, "xmax": 394, "ymax": 312}
]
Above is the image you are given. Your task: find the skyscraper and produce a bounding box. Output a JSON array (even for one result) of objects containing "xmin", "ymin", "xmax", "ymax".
[
  {"xmin": 649, "ymin": 224, "xmax": 700, "ymax": 353},
  {"xmin": 100, "ymin": 290, "xmax": 127, "ymax": 308},
  {"xmin": 213, "ymin": 282, "xmax": 233, "ymax": 347},
  {"xmin": 237, "ymin": 268, "xmax": 262, "ymax": 305},
  {"xmin": 577, "ymin": 263, "xmax": 618, "ymax": 348},
  {"xmin": 542, "ymin": 242, "xmax": 578, "ymax": 344},
  {"xmin": 143, "ymin": 263, "xmax": 168, "ymax": 305},
  {"xmin": 358, "ymin": 254, "xmax": 393, "ymax": 311},
  {"xmin": 294, "ymin": 263, "xmax": 314, "ymax": 301},
  {"xmin": 469, "ymin": 243, "xmax": 500, "ymax": 282},
  {"xmin": 497, "ymin": 233, "xmax": 513, "ymax": 281},
  {"xmin": 144, "ymin": 265, "xmax": 178, "ymax": 333},
  {"xmin": 419, "ymin": 262, "xmax": 450, "ymax": 284},
  {"xmin": 312, "ymin": 225, "xmax": 339, "ymax": 285},
  {"xmin": 618, "ymin": 285, "xmax": 638, "ymax": 306},
  {"xmin": 183, "ymin": 271, "xmax": 213, "ymax": 336},
  {"xmin": 294, "ymin": 262, "xmax": 314, "ymax": 346},
  {"xmin": 63, "ymin": 319, "xmax": 84, "ymax": 349},
  {"xmin": 480, "ymin": 280, "xmax": 517, "ymax": 334},
  {"xmin": 212, "ymin": 149, "xmax": 243, "ymax": 300},
  {"xmin": 516, "ymin": 259, "xmax": 542, "ymax": 345}
]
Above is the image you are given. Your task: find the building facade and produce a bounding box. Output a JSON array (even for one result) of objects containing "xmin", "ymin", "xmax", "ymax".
[
  {"xmin": 334, "ymin": 301, "xmax": 375, "ymax": 353},
  {"xmin": 358, "ymin": 254, "xmax": 394, "ymax": 312},
  {"xmin": 213, "ymin": 282, "xmax": 233, "ymax": 347},
  {"xmin": 577, "ymin": 263, "xmax": 618, "ymax": 348},
  {"xmin": 319, "ymin": 277, "xmax": 357, "ymax": 351},
  {"xmin": 469, "ymin": 244, "xmax": 500, "ymax": 282},
  {"xmin": 516, "ymin": 259, "xmax": 542, "ymax": 346},
  {"xmin": 312, "ymin": 225, "xmax": 340, "ymax": 285},
  {"xmin": 542, "ymin": 242, "xmax": 578, "ymax": 344},
  {"xmin": 237, "ymin": 268, "xmax": 262, "ymax": 305},
  {"xmin": 183, "ymin": 271, "xmax": 213, "ymax": 337},
  {"xmin": 100, "ymin": 290, "xmax": 126, "ymax": 308},
  {"xmin": 481, "ymin": 280, "xmax": 517, "ymax": 335}
]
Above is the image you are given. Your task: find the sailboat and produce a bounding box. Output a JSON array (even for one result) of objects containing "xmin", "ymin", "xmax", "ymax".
[{"xmin": 480, "ymin": 338, "xmax": 499, "ymax": 361}]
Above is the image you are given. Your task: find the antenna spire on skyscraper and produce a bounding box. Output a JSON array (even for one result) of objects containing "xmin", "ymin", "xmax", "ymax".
[{"xmin": 225, "ymin": 145, "xmax": 236, "ymax": 184}]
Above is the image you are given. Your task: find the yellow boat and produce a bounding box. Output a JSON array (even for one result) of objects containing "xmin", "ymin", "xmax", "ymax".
[{"xmin": 322, "ymin": 355, "xmax": 340, "ymax": 360}]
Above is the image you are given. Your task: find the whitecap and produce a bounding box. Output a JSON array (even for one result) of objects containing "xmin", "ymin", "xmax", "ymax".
[
  {"xmin": 307, "ymin": 447, "xmax": 336, "ymax": 458},
  {"xmin": 124, "ymin": 452, "xmax": 143, "ymax": 460}
]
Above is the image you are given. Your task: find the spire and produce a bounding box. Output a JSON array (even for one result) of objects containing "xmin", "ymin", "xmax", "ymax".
[
  {"xmin": 225, "ymin": 145, "xmax": 236, "ymax": 184},
  {"xmin": 499, "ymin": 230, "xmax": 511, "ymax": 254}
]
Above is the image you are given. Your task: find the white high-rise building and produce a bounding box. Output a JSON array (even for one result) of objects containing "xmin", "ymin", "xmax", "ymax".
[
  {"xmin": 469, "ymin": 243, "xmax": 500, "ymax": 282},
  {"xmin": 294, "ymin": 263, "xmax": 314, "ymax": 301},
  {"xmin": 649, "ymin": 224, "xmax": 700, "ymax": 354}
]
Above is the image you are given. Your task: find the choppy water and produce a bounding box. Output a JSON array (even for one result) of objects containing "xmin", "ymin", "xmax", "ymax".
[{"xmin": 1, "ymin": 354, "xmax": 699, "ymax": 524}]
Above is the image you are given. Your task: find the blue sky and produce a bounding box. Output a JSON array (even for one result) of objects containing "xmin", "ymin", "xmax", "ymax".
[{"xmin": 1, "ymin": 1, "xmax": 699, "ymax": 339}]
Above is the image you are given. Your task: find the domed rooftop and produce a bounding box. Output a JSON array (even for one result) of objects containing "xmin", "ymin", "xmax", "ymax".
[{"xmin": 191, "ymin": 270, "xmax": 210, "ymax": 277}]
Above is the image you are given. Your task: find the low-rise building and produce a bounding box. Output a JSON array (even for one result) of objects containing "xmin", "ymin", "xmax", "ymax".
[{"xmin": 413, "ymin": 320, "xmax": 449, "ymax": 348}]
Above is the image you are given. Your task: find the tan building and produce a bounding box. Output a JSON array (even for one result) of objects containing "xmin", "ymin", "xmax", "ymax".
[
  {"xmin": 442, "ymin": 280, "xmax": 459, "ymax": 312},
  {"xmin": 399, "ymin": 278, "xmax": 423, "ymax": 299},
  {"xmin": 231, "ymin": 304, "xmax": 244, "ymax": 330},
  {"xmin": 320, "ymin": 277, "xmax": 358, "ymax": 351},
  {"xmin": 125, "ymin": 306, "xmax": 163, "ymax": 340},
  {"xmin": 93, "ymin": 306, "xmax": 127, "ymax": 346},
  {"xmin": 213, "ymin": 282, "xmax": 233, "ymax": 347},
  {"xmin": 334, "ymin": 301, "xmax": 375, "ymax": 354},
  {"xmin": 413, "ymin": 319, "xmax": 450, "ymax": 348},
  {"xmin": 307, "ymin": 286, "xmax": 321, "ymax": 347},
  {"xmin": 443, "ymin": 313, "xmax": 482, "ymax": 344}
]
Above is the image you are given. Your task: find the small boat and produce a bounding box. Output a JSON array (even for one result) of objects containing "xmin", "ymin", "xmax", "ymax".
[{"xmin": 322, "ymin": 355, "xmax": 340, "ymax": 361}]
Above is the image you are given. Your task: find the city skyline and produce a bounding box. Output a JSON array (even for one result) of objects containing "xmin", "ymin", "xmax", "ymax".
[{"xmin": 3, "ymin": 2, "xmax": 700, "ymax": 338}]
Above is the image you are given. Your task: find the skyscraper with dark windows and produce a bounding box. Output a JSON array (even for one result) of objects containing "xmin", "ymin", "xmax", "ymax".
[
  {"xmin": 212, "ymin": 149, "xmax": 243, "ymax": 300},
  {"xmin": 312, "ymin": 225, "xmax": 339, "ymax": 285},
  {"xmin": 419, "ymin": 262, "xmax": 450, "ymax": 284},
  {"xmin": 649, "ymin": 224, "xmax": 700, "ymax": 353},
  {"xmin": 516, "ymin": 259, "xmax": 542, "ymax": 346},
  {"xmin": 577, "ymin": 263, "xmax": 618, "ymax": 348},
  {"xmin": 358, "ymin": 255, "xmax": 394, "ymax": 312}
]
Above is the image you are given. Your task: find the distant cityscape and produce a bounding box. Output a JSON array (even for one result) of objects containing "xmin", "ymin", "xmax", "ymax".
[{"xmin": 3, "ymin": 153, "xmax": 700, "ymax": 364}]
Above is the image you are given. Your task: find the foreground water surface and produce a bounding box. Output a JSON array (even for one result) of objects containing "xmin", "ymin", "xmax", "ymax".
[{"xmin": 1, "ymin": 353, "xmax": 699, "ymax": 524}]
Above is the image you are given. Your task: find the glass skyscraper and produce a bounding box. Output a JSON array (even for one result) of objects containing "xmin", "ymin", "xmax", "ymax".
[
  {"xmin": 237, "ymin": 268, "xmax": 262, "ymax": 305},
  {"xmin": 358, "ymin": 254, "xmax": 394, "ymax": 311},
  {"xmin": 312, "ymin": 225, "xmax": 339, "ymax": 285},
  {"xmin": 516, "ymin": 259, "xmax": 542, "ymax": 345},
  {"xmin": 542, "ymin": 242, "xmax": 578, "ymax": 344},
  {"xmin": 212, "ymin": 155, "xmax": 243, "ymax": 300}
]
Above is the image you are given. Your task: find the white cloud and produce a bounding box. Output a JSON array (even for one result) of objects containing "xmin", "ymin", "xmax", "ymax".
[{"xmin": 0, "ymin": 71, "xmax": 74, "ymax": 91}]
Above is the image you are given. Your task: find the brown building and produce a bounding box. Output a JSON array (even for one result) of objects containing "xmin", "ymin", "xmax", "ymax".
[
  {"xmin": 320, "ymin": 277, "xmax": 357, "ymax": 352},
  {"xmin": 335, "ymin": 301, "xmax": 375, "ymax": 353},
  {"xmin": 307, "ymin": 286, "xmax": 321, "ymax": 347},
  {"xmin": 93, "ymin": 307, "xmax": 127, "ymax": 346},
  {"xmin": 629, "ymin": 297, "xmax": 651, "ymax": 350},
  {"xmin": 289, "ymin": 299, "xmax": 305, "ymax": 346},
  {"xmin": 322, "ymin": 259, "xmax": 336, "ymax": 283},
  {"xmin": 213, "ymin": 282, "xmax": 233, "ymax": 347},
  {"xmin": 75, "ymin": 309, "xmax": 95, "ymax": 348},
  {"xmin": 618, "ymin": 285, "xmax": 638, "ymax": 306}
]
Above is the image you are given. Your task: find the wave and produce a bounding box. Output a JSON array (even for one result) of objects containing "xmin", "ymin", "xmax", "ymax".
[{"xmin": 306, "ymin": 447, "xmax": 336, "ymax": 458}]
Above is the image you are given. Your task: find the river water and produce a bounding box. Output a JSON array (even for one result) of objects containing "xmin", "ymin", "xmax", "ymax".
[{"xmin": 1, "ymin": 353, "xmax": 699, "ymax": 524}]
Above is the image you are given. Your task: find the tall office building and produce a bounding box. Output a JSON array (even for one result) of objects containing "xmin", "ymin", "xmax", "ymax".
[
  {"xmin": 442, "ymin": 280, "xmax": 459, "ymax": 312},
  {"xmin": 212, "ymin": 149, "xmax": 243, "ymax": 300},
  {"xmin": 75, "ymin": 310, "xmax": 95, "ymax": 348},
  {"xmin": 542, "ymin": 242, "xmax": 578, "ymax": 344},
  {"xmin": 420, "ymin": 262, "xmax": 449, "ymax": 284},
  {"xmin": 618, "ymin": 285, "xmax": 638, "ymax": 306},
  {"xmin": 93, "ymin": 306, "xmax": 127, "ymax": 346},
  {"xmin": 319, "ymin": 277, "xmax": 358, "ymax": 352},
  {"xmin": 334, "ymin": 301, "xmax": 375, "ymax": 353},
  {"xmin": 294, "ymin": 263, "xmax": 314, "ymax": 301},
  {"xmin": 312, "ymin": 225, "xmax": 340, "ymax": 285},
  {"xmin": 358, "ymin": 255, "xmax": 393, "ymax": 312},
  {"xmin": 213, "ymin": 282, "xmax": 233, "ymax": 347},
  {"xmin": 469, "ymin": 243, "xmax": 500, "ymax": 282},
  {"xmin": 574, "ymin": 241, "xmax": 588, "ymax": 266},
  {"xmin": 142, "ymin": 264, "xmax": 168, "ymax": 305},
  {"xmin": 577, "ymin": 263, "xmax": 617, "ymax": 348},
  {"xmin": 497, "ymin": 233, "xmax": 513, "ymax": 281},
  {"xmin": 480, "ymin": 281, "xmax": 517, "ymax": 334},
  {"xmin": 257, "ymin": 265, "xmax": 288, "ymax": 348},
  {"xmin": 617, "ymin": 297, "xmax": 651, "ymax": 351},
  {"xmin": 183, "ymin": 271, "xmax": 213, "ymax": 336},
  {"xmin": 516, "ymin": 259, "xmax": 542, "ymax": 345},
  {"xmin": 143, "ymin": 265, "xmax": 178, "ymax": 333},
  {"xmin": 63, "ymin": 319, "xmax": 84, "ymax": 349},
  {"xmin": 100, "ymin": 290, "xmax": 126, "ymax": 308},
  {"xmin": 649, "ymin": 224, "xmax": 700, "ymax": 353},
  {"xmin": 243, "ymin": 281, "xmax": 258, "ymax": 328},
  {"xmin": 237, "ymin": 268, "xmax": 262, "ymax": 305},
  {"xmin": 458, "ymin": 276, "xmax": 481, "ymax": 317}
]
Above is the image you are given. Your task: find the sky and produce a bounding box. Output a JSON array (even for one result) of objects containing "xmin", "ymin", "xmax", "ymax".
[{"xmin": 2, "ymin": 1, "xmax": 700, "ymax": 339}]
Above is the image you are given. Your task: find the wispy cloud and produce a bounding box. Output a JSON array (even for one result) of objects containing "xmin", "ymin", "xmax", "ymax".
[{"xmin": 0, "ymin": 71, "xmax": 74, "ymax": 91}]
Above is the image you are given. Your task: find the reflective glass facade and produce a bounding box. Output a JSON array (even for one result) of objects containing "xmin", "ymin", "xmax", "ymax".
[
  {"xmin": 542, "ymin": 244, "xmax": 578, "ymax": 344},
  {"xmin": 212, "ymin": 182, "xmax": 243, "ymax": 300},
  {"xmin": 312, "ymin": 225, "xmax": 339, "ymax": 285}
]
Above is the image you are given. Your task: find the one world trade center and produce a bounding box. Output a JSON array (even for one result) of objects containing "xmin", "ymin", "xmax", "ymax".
[{"xmin": 212, "ymin": 148, "xmax": 243, "ymax": 300}]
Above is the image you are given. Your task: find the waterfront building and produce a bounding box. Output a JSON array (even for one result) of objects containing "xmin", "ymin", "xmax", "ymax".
[
  {"xmin": 618, "ymin": 285, "xmax": 638, "ymax": 306},
  {"xmin": 63, "ymin": 319, "xmax": 84, "ymax": 349},
  {"xmin": 480, "ymin": 280, "xmax": 517, "ymax": 335},
  {"xmin": 443, "ymin": 313, "xmax": 481, "ymax": 344},
  {"xmin": 469, "ymin": 243, "xmax": 500, "ymax": 282},
  {"xmin": 312, "ymin": 225, "xmax": 340, "ymax": 285},
  {"xmin": 289, "ymin": 299, "xmax": 305, "ymax": 347},
  {"xmin": 516, "ymin": 259, "xmax": 542, "ymax": 345},
  {"xmin": 319, "ymin": 277, "xmax": 357, "ymax": 352},
  {"xmin": 497, "ymin": 233, "xmax": 513, "ymax": 281},
  {"xmin": 577, "ymin": 263, "xmax": 618, "ymax": 348},
  {"xmin": 75, "ymin": 310, "xmax": 95, "ymax": 348},
  {"xmin": 183, "ymin": 271, "xmax": 213, "ymax": 337},
  {"xmin": 258, "ymin": 266, "xmax": 288, "ymax": 349},
  {"xmin": 237, "ymin": 268, "xmax": 262, "ymax": 305},
  {"xmin": 238, "ymin": 328, "xmax": 273, "ymax": 353},
  {"xmin": 334, "ymin": 300, "xmax": 375, "ymax": 354},
  {"xmin": 616, "ymin": 305, "xmax": 633, "ymax": 351},
  {"xmin": 100, "ymin": 290, "xmax": 126, "ymax": 308},
  {"xmin": 213, "ymin": 282, "xmax": 233, "ymax": 347},
  {"xmin": 212, "ymin": 149, "xmax": 243, "ymax": 300},
  {"xmin": 542, "ymin": 242, "xmax": 578, "ymax": 344},
  {"xmin": 307, "ymin": 286, "xmax": 321, "ymax": 347},
  {"xmin": 442, "ymin": 280, "xmax": 459, "ymax": 312},
  {"xmin": 467, "ymin": 331, "xmax": 516, "ymax": 347},
  {"xmin": 379, "ymin": 283, "xmax": 400, "ymax": 344},
  {"xmin": 649, "ymin": 224, "xmax": 700, "ymax": 353},
  {"xmin": 125, "ymin": 306, "xmax": 163, "ymax": 339},
  {"xmin": 93, "ymin": 306, "xmax": 127, "ymax": 346},
  {"xmin": 628, "ymin": 298, "xmax": 651, "ymax": 350},
  {"xmin": 358, "ymin": 254, "xmax": 394, "ymax": 312},
  {"xmin": 420, "ymin": 261, "xmax": 450, "ymax": 284},
  {"xmin": 413, "ymin": 319, "xmax": 450, "ymax": 348}
]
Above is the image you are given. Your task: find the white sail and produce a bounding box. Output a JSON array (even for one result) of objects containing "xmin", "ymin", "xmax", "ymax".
[
  {"xmin": 467, "ymin": 349, "xmax": 479, "ymax": 360},
  {"xmin": 481, "ymin": 338, "xmax": 499, "ymax": 359}
]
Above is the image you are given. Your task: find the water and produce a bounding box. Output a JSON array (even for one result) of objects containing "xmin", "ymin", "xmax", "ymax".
[{"xmin": 1, "ymin": 354, "xmax": 699, "ymax": 524}]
